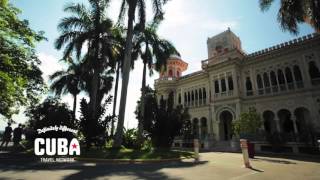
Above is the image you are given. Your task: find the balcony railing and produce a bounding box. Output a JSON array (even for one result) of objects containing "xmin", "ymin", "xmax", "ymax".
[
  {"xmin": 214, "ymin": 90, "xmax": 234, "ymax": 99},
  {"xmin": 155, "ymin": 77, "xmax": 177, "ymax": 84}
]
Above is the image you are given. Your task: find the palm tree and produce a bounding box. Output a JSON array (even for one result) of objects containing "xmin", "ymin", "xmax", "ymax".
[
  {"xmin": 55, "ymin": 0, "xmax": 117, "ymax": 122},
  {"xmin": 110, "ymin": 26, "xmax": 139, "ymax": 137},
  {"xmin": 49, "ymin": 57, "xmax": 83, "ymax": 120},
  {"xmin": 135, "ymin": 22, "xmax": 179, "ymax": 145},
  {"xmin": 113, "ymin": 0, "xmax": 169, "ymax": 148},
  {"xmin": 259, "ymin": 0, "xmax": 320, "ymax": 34}
]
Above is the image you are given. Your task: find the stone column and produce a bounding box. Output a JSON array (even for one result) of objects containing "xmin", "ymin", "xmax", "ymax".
[
  {"xmin": 225, "ymin": 73, "xmax": 229, "ymax": 92},
  {"xmin": 198, "ymin": 120, "xmax": 201, "ymax": 140},
  {"xmin": 275, "ymin": 70, "xmax": 281, "ymax": 91},
  {"xmin": 181, "ymin": 88, "xmax": 185, "ymax": 107},
  {"xmin": 283, "ymin": 68, "xmax": 290, "ymax": 90},
  {"xmin": 275, "ymin": 119, "xmax": 281, "ymax": 132},
  {"xmin": 300, "ymin": 58, "xmax": 312, "ymax": 88},
  {"xmin": 206, "ymin": 86, "xmax": 210, "ymax": 104},
  {"xmin": 292, "ymin": 116, "xmax": 299, "ymax": 134}
]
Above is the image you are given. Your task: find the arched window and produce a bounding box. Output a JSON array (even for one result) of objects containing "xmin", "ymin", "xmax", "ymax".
[
  {"xmin": 203, "ymin": 88, "xmax": 207, "ymax": 104},
  {"xmin": 293, "ymin": 66, "xmax": 303, "ymax": 81},
  {"xmin": 168, "ymin": 69, "xmax": 173, "ymax": 77},
  {"xmin": 214, "ymin": 80, "xmax": 220, "ymax": 93},
  {"xmin": 221, "ymin": 78, "xmax": 226, "ymax": 92},
  {"xmin": 176, "ymin": 71, "xmax": 180, "ymax": 77},
  {"xmin": 199, "ymin": 88, "xmax": 203, "ymax": 105},
  {"xmin": 263, "ymin": 73, "xmax": 271, "ymax": 94},
  {"xmin": 257, "ymin": 74, "xmax": 263, "ymax": 89},
  {"xmin": 277, "ymin": 69, "xmax": 286, "ymax": 91},
  {"xmin": 285, "ymin": 67, "xmax": 294, "ymax": 89},
  {"xmin": 257, "ymin": 74, "xmax": 264, "ymax": 95},
  {"xmin": 195, "ymin": 90, "xmax": 198, "ymax": 105},
  {"xmin": 270, "ymin": 71, "xmax": 278, "ymax": 92},
  {"xmin": 228, "ymin": 76, "xmax": 234, "ymax": 90},
  {"xmin": 309, "ymin": 61, "xmax": 320, "ymax": 85},
  {"xmin": 263, "ymin": 73, "xmax": 270, "ymax": 87},
  {"xmin": 191, "ymin": 91, "xmax": 195, "ymax": 105},
  {"xmin": 293, "ymin": 65, "xmax": 303, "ymax": 88},
  {"xmin": 178, "ymin": 93, "xmax": 181, "ymax": 104},
  {"xmin": 246, "ymin": 77, "xmax": 253, "ymax": 96}
]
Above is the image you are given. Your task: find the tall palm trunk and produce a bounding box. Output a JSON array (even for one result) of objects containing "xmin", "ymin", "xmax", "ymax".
[
  {"xmin": 89, "ymin": 70, "xmax": 99, "ymax": 119},
  {"xmin": 72, "ymin": 93, "xmax": 77, "ymax": 121},
  {"xmin": 137, "ymin": 61, "xmax": 147, "ymax": 146},
  {"xmin": 113, "ymin": 2, "xmax": 137, "ymax": 148},
  {"xmin": 111, "ymin": 61, "xmax": 121, "ymax": 137},
  {"xmin": 89, "ymin": 42, "xmax": 101, "ymax": 123}
]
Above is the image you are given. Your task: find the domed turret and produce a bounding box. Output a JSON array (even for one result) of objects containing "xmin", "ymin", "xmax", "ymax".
[{"xmin": 160, "ymin": 55, "xmax": 188, "ymax": 79}]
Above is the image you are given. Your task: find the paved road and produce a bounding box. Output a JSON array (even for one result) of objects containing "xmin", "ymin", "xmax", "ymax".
[{"xmin": 0, "ymin": 152, "xmax": 319, "ymax": 180}]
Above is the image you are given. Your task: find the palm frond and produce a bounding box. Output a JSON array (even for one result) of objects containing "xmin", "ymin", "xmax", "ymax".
[{"xmin": 259, "ymin": 0, "xmax": 275, "ymax": 11}]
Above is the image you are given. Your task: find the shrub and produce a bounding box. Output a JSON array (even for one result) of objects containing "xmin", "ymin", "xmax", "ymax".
[{"xmin": 233, "ymin": 107, "xmax": 262, "ymax": 139}]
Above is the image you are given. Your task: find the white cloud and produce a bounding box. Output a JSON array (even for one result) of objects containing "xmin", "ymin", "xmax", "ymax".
[{"xmin": 37, "ymin": 52, "xmax": 65, "ymax": 84}]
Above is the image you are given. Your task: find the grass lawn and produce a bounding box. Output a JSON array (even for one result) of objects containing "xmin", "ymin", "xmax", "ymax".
[{"xmin": 80, "ymin": 148, "xmax": 194, "ymax": 160}]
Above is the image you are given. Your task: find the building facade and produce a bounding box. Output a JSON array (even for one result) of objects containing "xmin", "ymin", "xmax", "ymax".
[{"xmin": 154, "ymin": 29, "xmax": 320, "ymax": 150}]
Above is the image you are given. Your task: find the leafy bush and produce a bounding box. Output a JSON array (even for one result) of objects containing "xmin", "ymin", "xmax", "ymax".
[
  {"xmin": 233, "ymin": 107, "xmax": 262, "ymax": 139},
  {"xmin": 136, "ymin": 88, "xmax": 190, "ymax": 148},
  {"xmin": 122, "ymin": 128, "xmax": 138, "ymax": 149},
  {"xmin": 79, "ymin": 96, "xmax": 115, "ymax": 149},
  {"xmin": 25, "ymin": 98, "xmax": 75, "ymax": 140}
]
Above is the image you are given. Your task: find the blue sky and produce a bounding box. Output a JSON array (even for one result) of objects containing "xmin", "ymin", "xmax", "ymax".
[{"xmin": 1, "ymin": 0, "xmax": 315, "ymax": 130}]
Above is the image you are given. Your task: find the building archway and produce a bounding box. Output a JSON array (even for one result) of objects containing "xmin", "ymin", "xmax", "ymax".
[
  {"xmin": 263, "ymin": 111, "xmax": 275, "ymax": 134},
  {"xmin": 192, "ymin": 118, "xmax": 199, "ymax": 138},
  {"xmin": 277, "ymin": 109, "xmax": 294, "ymax": 133},
  {"xmin": 294, "ymin": 107, "xmax": 311, "ymax": 133},
  {"xmin": 200, "ymin": 117, "xmax": 208, "ymax": 140},
  {"xmin": 219, "ymin": 110, "xmax": 233, "ymax": 141}
]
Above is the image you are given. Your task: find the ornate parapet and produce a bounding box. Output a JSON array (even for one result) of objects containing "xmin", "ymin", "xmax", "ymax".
[{"xmin": 247, "ymin": 33, "xmax": 320, "ymax": 58}]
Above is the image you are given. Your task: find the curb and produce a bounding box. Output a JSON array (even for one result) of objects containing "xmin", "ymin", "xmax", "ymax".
[{"xmin": 74, "ymin": 156, "xmax": 193, "ymax": 164}]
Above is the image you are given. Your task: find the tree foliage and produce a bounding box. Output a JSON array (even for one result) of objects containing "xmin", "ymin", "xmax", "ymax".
[
  {"xmin": 0, "ymin": 0, "xmax": 46, "ymax": 118},
  {"xmin": 79, "ymin": 96, "xmax": 114, "ymax": 149},
  {"xmin": 55, "ymin": 0, "xmax": 118, "ymax": 125},
  {"xmin": 136, "ymin": 88, "xmax": 190, "ymax": 148},
  {"xmin": 49, "ymin": 56, "xmax": 84, "ymax": 119},
  {"xmin": 259, "ymin": 0, "xmax": 320, "ymax": 34},
  {"xmin": 232, "ymin": 107, "xmax": 262, "ymax": 138},
  {"xmin": 25, "ymin": 98, "xmax": 75, "ymax": 139}
]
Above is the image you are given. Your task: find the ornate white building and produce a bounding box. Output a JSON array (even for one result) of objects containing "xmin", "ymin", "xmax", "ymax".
[{"xmin": 155, "ymin": 29, "xmax": 320, "ymax": 152}]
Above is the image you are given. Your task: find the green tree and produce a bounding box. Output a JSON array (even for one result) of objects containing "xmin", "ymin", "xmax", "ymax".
[
  {"xmin": 49, "ymin": 57, "xmax": 84, "ymax": 120},
  {"xmin": 232, "ymin": 107, "xmax": 262, "ymax": 139},
  {"xmin": 114, "ymin": 0, "xmax": 169, "ymax": 148},
  {"xmin": 55, "ymin": 0, "xmax": 117, "ymax": 125},
  {"xmin": 259, "ymin": 0, "xmax": 320, "ymax": 34},
  {"xmin": 25, "ymin": 98, "xmax": 75, "ymax": 140},
  {"xmin": 0, "ymin": 0, "xmax": 45, "ymax": 118},
  {"xmin": 135, "ymin": 22, "xmax": 179, "ymax": 145},
  {"xmin": 136, "ymin": 89, "xmax": 190, "ymax": 148}
]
